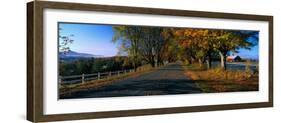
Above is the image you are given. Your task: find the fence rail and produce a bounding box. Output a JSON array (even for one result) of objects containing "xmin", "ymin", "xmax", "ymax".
[{"xmin": 59, "ymin": 69, "xmax": 134, "ymax": 85}]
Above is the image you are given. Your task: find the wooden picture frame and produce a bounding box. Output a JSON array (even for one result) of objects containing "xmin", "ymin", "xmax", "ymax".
[{"xmin": 27, "ymin": 1, "xmax": 273, "ymax": 122}]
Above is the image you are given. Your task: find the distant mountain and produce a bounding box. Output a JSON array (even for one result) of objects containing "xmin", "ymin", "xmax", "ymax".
[{"xmin": 59, "ymin": 50, "xmax": 103, "ymax": 58}]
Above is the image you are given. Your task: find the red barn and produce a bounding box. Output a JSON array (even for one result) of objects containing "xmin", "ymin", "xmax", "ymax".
[{"xmin": 226, "ymin": 55, "xmax": 242, "ymax": 62}]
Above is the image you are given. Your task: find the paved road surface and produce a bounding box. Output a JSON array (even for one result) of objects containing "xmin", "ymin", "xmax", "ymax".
[{"xmin": 61, "ymin": 63, "xmax": 202, "ymax": 99}]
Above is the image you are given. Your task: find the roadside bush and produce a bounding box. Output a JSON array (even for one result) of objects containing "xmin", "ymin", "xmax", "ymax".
[
  {"xmin": 136, "ymin": 64, "xmax": 153, "ymax": 72},
  {"xmin": 186, "ymin": 63, "xmax": 207, "ymax": 71},
  {"xmin": 185, "ymin": 63, "xmax": 259, "ymax": 93},
  {"xmin": 196, "ymin": 68, "xmax": 253, "ymax": 81},
  {"xmin": 182, "ymin": 59, "xmax": 190, "ymax": 65}
]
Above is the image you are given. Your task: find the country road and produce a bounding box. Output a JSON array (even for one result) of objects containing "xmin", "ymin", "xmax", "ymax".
[{"xmin": 61, "ymin": 63, "xmax": 202, "ymax": 99}]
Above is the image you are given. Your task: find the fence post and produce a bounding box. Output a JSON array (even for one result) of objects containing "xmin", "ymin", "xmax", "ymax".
[
  {"xmin": 117, "ymin": 71, "xmax": 120, "ymax": 76},
  {"xmin": 82, "ymin": 74, "xmax": 85, "ymax": 84},
  {"xmin": 98, "ymin": 72, "xmax": 100, "ymax": 80},
  {"xmin": 109, "ymin": 71, "xmax": 111, "ymax": 77}
]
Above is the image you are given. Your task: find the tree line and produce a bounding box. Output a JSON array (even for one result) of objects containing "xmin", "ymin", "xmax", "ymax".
[
  {"xmin": 59, "ymin": 56, "xmax": 133, "ymax": 76},
  {"xmin": 58, "ymin": 25, "xmax": 258, "ymax": 76},
  {"xmin": 112, "ymin": 26, "xmax": 258, "ymax": 70}
]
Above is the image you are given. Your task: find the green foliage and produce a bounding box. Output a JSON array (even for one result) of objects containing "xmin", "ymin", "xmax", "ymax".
[
  {"xmin": 112, "ymin": 26, "xmax": 167, "ymax": 68},
  {"xmin": 58, "ymin": 27, "xmax": 74, "ymax": 53},
  {"xmin": 59, "ymin": 57, "xmax": 133, "ymax": 76}
]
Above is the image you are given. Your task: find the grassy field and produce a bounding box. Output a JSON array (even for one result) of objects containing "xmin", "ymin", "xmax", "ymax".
[{"xmin": 184, "ymin": 63, "xmax": 259, "ymax": 93}]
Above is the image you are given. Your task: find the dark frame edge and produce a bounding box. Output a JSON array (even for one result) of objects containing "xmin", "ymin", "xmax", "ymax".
[
  {"xmin": 27, "ymin": 1, "xmax": 274, "ymax": 122},
  {"xmin": 37, "ymin": 1, "xmax": 272, "ymax": 21},
  {"xmin": 38, "ymin": 102, "xmax": 271, "ymax": 122},
  {"xmin": 268, "ymin": 16, "xmax": 274, "ymax": 107},
  {"xmin": 27, "ymin": 1, "xmax": 45, "ymax": 122},
  {"xmin": 27, "ymin": 1, "xmax": 35, "ymax": 122}
]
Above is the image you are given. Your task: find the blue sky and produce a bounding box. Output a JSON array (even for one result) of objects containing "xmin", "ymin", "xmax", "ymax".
[
  {"xmin": 233, "ymin": 33, "xmax": 259, "ymax": 59},
  {"xmin": 58, "ymin": 23, "xmax": 258, "ymax": 59},
  {"xmin": 59, "ymin": 23, "xmax": 118, "ymax": 57}
]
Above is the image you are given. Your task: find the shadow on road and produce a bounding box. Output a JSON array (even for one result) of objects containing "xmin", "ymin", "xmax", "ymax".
[
  {"xmin": 61, "ymin": 79, "xmax": 202, "ymax": 99},
  {"xmin": 60, "ymin": 63, "xmax": 202, "ymax": 99}
]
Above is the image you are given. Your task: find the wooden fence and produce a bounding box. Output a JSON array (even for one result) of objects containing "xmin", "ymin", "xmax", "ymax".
[{"xmin": 59, "ymin": 69, "xmax": 134, "ymax": 85}]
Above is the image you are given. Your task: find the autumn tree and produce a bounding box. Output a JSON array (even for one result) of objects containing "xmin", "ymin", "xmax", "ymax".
[
  {"xmin": 172, "ymin": 28, "xmax": 213, "ymax": 67},
  {"xmin": 112, "ymin": 26, "xmax": 143, "ymax": 71},
  {"xmin": 171, "ymin": 28, "xmax": 256, "ymax": 70},
  {"xmin": 212, "ymin": 30, "xmax": 254, "ymax": 70},
  {"xmin": 113, "ymin": 26, "xmax": 167, "ymax": 68},
  {"xmin": 162, "ymin": 28, "xmax": 181, "ymax": 62},
  {"xmin": 138, "ymin": 27, "xmax": 165, "ymax": 67},
  {"xmin": 113, "ymin": 25, "xmax": 257, "ymax": 71}
]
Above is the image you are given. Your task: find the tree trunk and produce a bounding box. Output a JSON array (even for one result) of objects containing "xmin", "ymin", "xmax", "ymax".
[
  {"xmin": 206, "ymin": 60, "xmax": 210, "ymax": 69},
  {"xmin": 132, "ymin": 40, "xmax": 138, "ymax": 72},
  {"xmin": 223, "ymin": 56, "xmax": 227, "ymax": 70},
  {"xmin": 156, "ymin": 55, "xmax": 163, "ymax": 67},
  {"xmin": 133, "ymin": 58, "xmax": 137, "ymax": 72},
  {"xmin": 150, "ymin": 60, "xmax": 155, "ymax": 68},
  {"xmin": 190, "ymin": 57, "xmax": 195, "ymax": 64},
  {"xmin": 198, "ymin": 59, "xmax": 203, "ymax": 67},
  {"xmin": 206, "ymin": 53, "xmax": 212, "ymax": 69},
  {"xmin": 219, "ymin": 51, "xmax": 227, "ymax": 70}
]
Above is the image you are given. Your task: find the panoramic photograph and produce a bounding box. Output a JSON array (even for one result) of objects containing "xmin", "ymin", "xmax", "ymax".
[{"xmin": 58, "ymin": 22, "xmax": 259, "ymax": 99}]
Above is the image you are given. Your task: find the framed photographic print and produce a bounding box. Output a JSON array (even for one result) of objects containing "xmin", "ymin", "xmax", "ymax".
[{"xmin": 27, "ymin": 1, "xmax": 273, "ymax": 122}]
